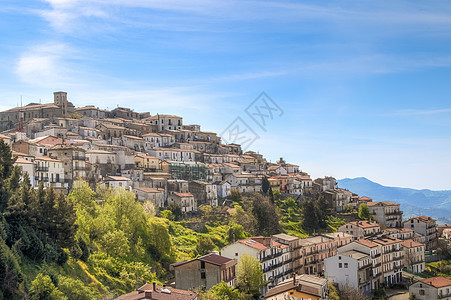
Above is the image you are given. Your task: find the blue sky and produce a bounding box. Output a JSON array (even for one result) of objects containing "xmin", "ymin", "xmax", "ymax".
[{"xmin": 1, "ymin": 0, "xmax": 451, "ymax": 190}]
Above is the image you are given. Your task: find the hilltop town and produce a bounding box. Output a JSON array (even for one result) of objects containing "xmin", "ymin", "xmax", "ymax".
[{"xmin": 0, "ymin": 91, "xmax": 450, "ymax": 300}]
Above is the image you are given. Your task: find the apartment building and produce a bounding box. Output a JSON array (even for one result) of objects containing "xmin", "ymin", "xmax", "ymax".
[
  {"xmin": 367, "ymin": 201, "xmax": 403, "ymax": 228},
  {"xmin": 221, "ymin": 236, "xmax": 291, "ymax": 293},
  {"xmin": 338, "ymin": 221, "xmax": 381, "ymax": 240},
  {"xmin": 403, "ymin": 216, "xmax": 438, "ymax": 250},
  {"xmin": 34, "ymin": 156, "xmax": 67, "ymax": 190},
  {"xmin": 324, "ymin": 250, "xmax": 373, "ymax": 295},
  {"xmin": 401, "ymin": 239, "xmax": 425, "ymax": 273}
]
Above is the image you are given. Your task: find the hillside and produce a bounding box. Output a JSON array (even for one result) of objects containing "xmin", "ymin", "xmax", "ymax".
[{"xmin": 338, "ymin": 177, "xmax": 451, "ymax": 224}]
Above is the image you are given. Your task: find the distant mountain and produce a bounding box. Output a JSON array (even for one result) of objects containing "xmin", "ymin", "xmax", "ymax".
[{"xmin": 337, "ymin": 177, "xmax": 451, "ymax": 225}]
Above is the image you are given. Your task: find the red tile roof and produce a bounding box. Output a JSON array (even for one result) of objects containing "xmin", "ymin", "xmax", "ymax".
[
  {"xmin": 356, "ymin": 239, "xmax": 379, "ymax": 248},
  {"xmin": 400, "ymin": 239, "xmax": 423, "ymax": 248},
  {"xmin": 174, "ymin": 192, "xmax": 193, "ymax": 198},
  {"xmin": 411, "ymin": 216, "xmax": 436, "ymax": 223},
  {"xmin": 420, "ymin": 276, "xmax": 451, "ymax": 288},
  {"xmin": 116, "ymin": 283, "xmax": 197, "ymax": 300},
  {"xmin": 367, "ymin": 201, "xmax": 399, "ymax": 207},
  {"xmin": 348, "ymin": 221, "xmax": 379, "ymax": 228},
  {"xmin": 199, "ymin": 253, "xmax": 236, "ymax": 266}
]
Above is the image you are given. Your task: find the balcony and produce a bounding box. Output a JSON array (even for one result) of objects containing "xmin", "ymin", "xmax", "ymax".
[
  {"xmin": 385, "ymin": 210, "xmax": 403, "ymax": 216},
  {"xmin": 36, "ymin": 177, "xmax": 49, "ymax": 182},
  {"xmin": 36, "ymin": 166, "xmax": 49, "ymax": 172},
  {"xmin": 73, "ymin": 155, "xmax": 86, "ymax": 161},
  {"xmin": 359, "ymin": 262, "xmax": 373, "ymax": 270},
  {"xmin": 73, "ymin": 165, "xmax": 85, "ymax": 171}
]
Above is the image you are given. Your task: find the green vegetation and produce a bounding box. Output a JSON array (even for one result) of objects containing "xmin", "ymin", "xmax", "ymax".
[
  {"xmin": 358, "ymin": 203, "xmax": 370, "ymax": 220},
  {"xmin": 426, "ymin": 260, "xmax": 451, "ymax": 279},
  {"xmin": 0, "ymin": 139, "xmax": 346, "ymax": 298}
]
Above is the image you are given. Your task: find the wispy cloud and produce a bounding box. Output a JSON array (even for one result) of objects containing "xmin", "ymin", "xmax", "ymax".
[
  {"xmin": 393, "ymin": 108, "xmax": 451, "ymax": 116},
  {"xmin": 14, "ymin": 42, "xmax": 88, "ymax": 89}
]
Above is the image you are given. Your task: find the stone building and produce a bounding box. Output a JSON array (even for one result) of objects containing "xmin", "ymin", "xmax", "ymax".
[
  {"xmin": 367, "ymin": 201, "xmax": 403, "ymax": 228},
  {"xmin": 171, "ymin": 253, "xmax": 237, "ymax": 291},
  {"xmin": 403, "ymin": 216, "xmax": 438, "ymax": 250},
  {"xmin": 48, "ymin": 145, "xmax": 86, "ymax": 187}
]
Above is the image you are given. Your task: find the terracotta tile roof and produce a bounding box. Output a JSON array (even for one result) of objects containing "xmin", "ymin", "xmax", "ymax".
[
  {"xmin": 359, "ymin": 196, "xmax": 372, "ymax": 201},
  {"xmin": 134, "ymin": 187, "xmax": 164, "ymax": 193},
  {"xmin": 400, "ymin": 239, "xmax": 423, "ymax": 248},
  {"xmin": 35, "ymin": 156, "xmax": 61, "ymax": 162},
  {"xmin": 105, "ymin": 176, "xmax": 131, "ymax": 181},
  {"xmin": 356, "ymin": 239, "xmax": 379, "ymax": 248},
  {"xmin": 239, "ymin": 237, "xmax": 269, "ymax": 251},
  {"xmin": 367, "ymin": 201, "xmax": 399, "ymax": 207},
  {"xmin": 123, "ymin": 135, "xmax": 143, "ymax": 140},
  {"xmin": 199, "ymin": 253, "xmax": 236, "ymax": 266},
  {"xmin": 348, "ymin": 221, "xmax": 379, "ymax": 228},
  {"xmin": 373, "ymin": 237, "xmax": 402, "ymax": 245},
  {"xmin": 420, "ymin": 276, "xmax": 451, "ymax": 288},
  {"xmin": 116, "ymin": 283, "xmax": 197, "ymax": 300},
  {"xmin": 15, "ymin": 157, "xmax": 33, "ymax": 164},
  {"xmin": 174, "ymin": 192, "xmax": 194, "ymax": 198},
  {"xmin": 12, "ymin": 151, "xmax": 30, "ymax": 157},
  {"xmin": 410, "ymin": 216, "xmax": 436, "ymax": 223}
]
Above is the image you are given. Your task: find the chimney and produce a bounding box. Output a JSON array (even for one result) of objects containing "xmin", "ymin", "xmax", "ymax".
[
  {"xmin": 144, "ymin": 291, "xmax": 152, "ymax": 298},
  {"xmin": 153, "ymin": 282, "xmax": 156, "ymax": 291}
]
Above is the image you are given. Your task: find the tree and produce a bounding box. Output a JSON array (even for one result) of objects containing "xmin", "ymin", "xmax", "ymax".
[
  {"xmin": 227, "ymin": 223, "xmax": 248, "ymax": 243},
  {"xmin": 58, "ymin": 276, "xmax": 95, "ymax": 300},
  {"xmin": 437, "ymin": 238, "xmax": 451, "ymax": 260},
  {"xmin": 327, "ymin": 282, "xmax": 340, "ymax": 300},
  {"xmin": 262, "ymin": 176, "xmax": 270, "ymax": 195},
  {"xmin": 340, "ymin": 284, "xmax": 370, "ymax": 300},
  {"xmin": 100, "ymin": 230, "xmax": 130, "ymax": 257},
  {"xmin": 302, "ymin": 199, "xmax": 319, "ymax": 231},
  {"xmin": 236, "ymin": 254, "xmax": 265, "ymax": 297},
  {"xmin": 358, "ymin": 203, "xmax": 370, "ymax": 220},
  {"xmin": 196, "ymin": 236, "xmax": 216, "ymax": 256},
  {"xmin": 230, "ymin": 189, "xmax": 242, "ymax": 202},
  {"xmin": 53, "ymin": 194, "xmax": 77, "ymax": 248},
  {"xmin": 231, "ymin": 205, "xmax": 256, "ymax": 235},
  {"xmin": 251, "ymin": 193, "xmax": 280, "ymax": 236},
  {"xmin": 203, "ymin": 282, "xmax": 241, "ymax": 300},
  {"xmin": 0, "ymin": 139, "xmax": 16, "ymax": 212},
  {"xmin": 30, "ymin": 273, "xmax": 66, "ymax": 300},
  {"xmin": 148, "ymin": 218, "xmax": 174, "ymax": 261},
  {"xmin": 0, "ymin": 237, "xmax": 23, "ymax": 298}
]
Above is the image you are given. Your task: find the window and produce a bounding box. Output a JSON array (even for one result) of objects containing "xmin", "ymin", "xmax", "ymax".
[
  {"xmin": 235, "ymin": 253, "xmax": 238, "ymax": 257},
  {"xmin": 344, "ymin": 263, "xmax": 348, "ymax": 268},
  {"xmin": 201, "ymin": 261, "xmax": 205, "ymax": 269},
  {"xmin": 339, "ymin": 263, "xmax": 342, "ymax": 268},
  {"xmin": 201, "ymin": 272, "xmax": 206, "ymax": 279},
  {"xmin": 419, "ymin": 290, "xmax": 425, "ymax": 295}
]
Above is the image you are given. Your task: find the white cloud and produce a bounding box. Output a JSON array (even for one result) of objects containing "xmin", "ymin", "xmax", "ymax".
[
  {"xmin": 15, "ymin": 43, "xmax": 74, "ymax": 87},
  {"xmin": 392, "ymin": 108, "xmax": 451, "ymax": 116}
]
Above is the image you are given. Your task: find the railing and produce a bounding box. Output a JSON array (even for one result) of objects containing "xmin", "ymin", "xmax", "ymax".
[
  {"xmin": 73, "ymin": 165, "xmax": 85, "ymax": 170},
  {"xmin": 359, "ymin": 262, "xmax": 373, "ymax": 270},
  {"xmin": 36, "ymin": 177, "xmax": 49, "ymax": 182},
  {"xmin": 36, "ymin": 166, "xmax": 49, "ymax": 172},
  {"xmin": 73, "ymin": 155, "xmax": 86, "ymax": 160},
  {"xmin": 385, "ymin": 210, "xmax": 403, "ymax": 216},
  {"xmin": 372, "ymin": 253, "xmax": 381, "ymax": 258}
]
